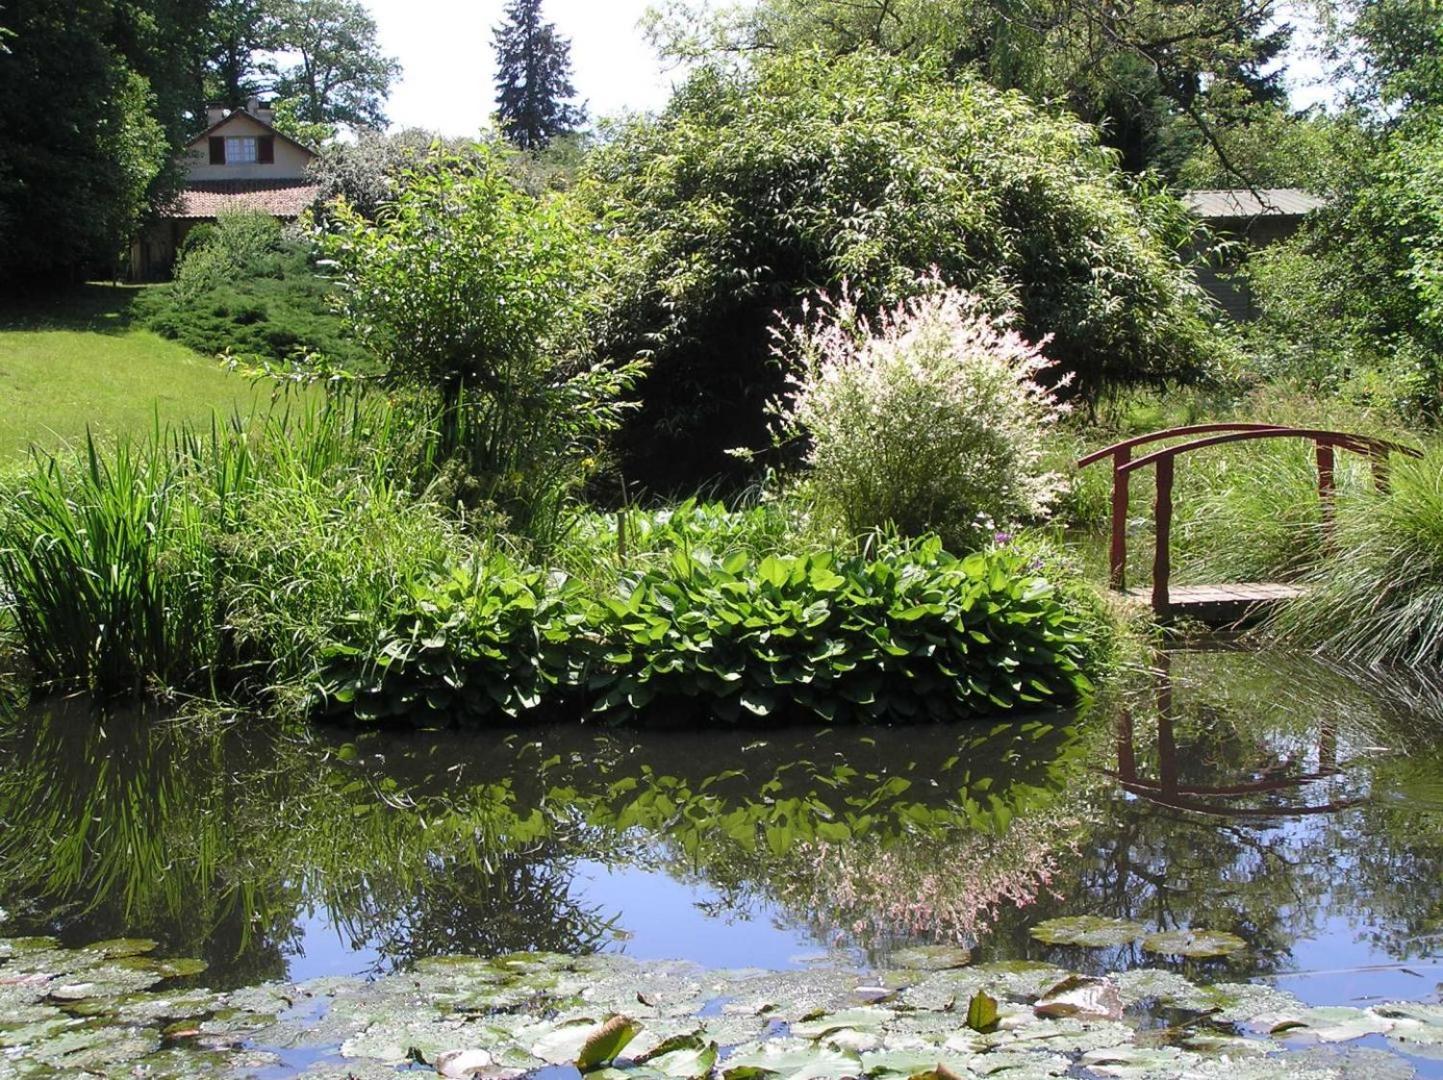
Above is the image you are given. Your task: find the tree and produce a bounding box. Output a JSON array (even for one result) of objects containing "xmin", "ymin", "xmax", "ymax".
[
  {"xmin": 262, "ymin": 0, "xmax": 400, "ymax": 130},
  {"xmin": 0, "ymin": 0, "xmax": 177, "ymax": 284},
  {"xmin": 492, "ymin": 0, "xmax": 586, "ymax": 151},
  {"xmin": 580, "ymin": 50, "xmax": 1218, "ymax": 491},
  {"xmin": 644, "ymin": 0, "xmax": 1293, "ymax": 180}
]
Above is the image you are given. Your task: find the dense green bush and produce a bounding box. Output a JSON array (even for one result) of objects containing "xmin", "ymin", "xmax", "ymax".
[
  {"xmin": 1245, "ymin": 112, "xmax": 1443, "ymax": 419},
  {"xmin": 775, "ymin": 287, "xmax": 1067, "ymax": 551},
  {"xmin": 323, "ymin": 148, "xmax": 640, "ymax": 542},
  {"xmin": 134, "ymin": 211, "xmax": 368, "ymax": 371},
  {"xmin": 580, "ymin": 48, "xmax": 1218, "ymax": 490},
  {"xmin": 318, "ymin": 539, "xmax": 1095, "ymax": 728}
]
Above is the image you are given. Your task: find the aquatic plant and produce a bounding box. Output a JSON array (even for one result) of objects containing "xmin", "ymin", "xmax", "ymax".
[{"xmin": 320, "ymin": 538, "xmax": 1095, "ymax": 727}]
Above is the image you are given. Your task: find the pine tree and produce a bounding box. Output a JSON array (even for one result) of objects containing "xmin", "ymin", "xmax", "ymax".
[{"xmin": 492, "ymin": 0, "xmax": 585, "ymax": 151}]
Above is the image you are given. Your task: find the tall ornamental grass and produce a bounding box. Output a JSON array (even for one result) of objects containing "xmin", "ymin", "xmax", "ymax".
[
  {"xmin": 0, "ymin": 391, "xmax": 460, "ymax": 699},
  {"xmin": 775, "ymin": 286, "xmax": 1067, "ymax": 552},
  {"xmin": 1271, "ymin": 448, "xmax": 1443, "ymax": 667},
  {"xmin": 0, "ymin": 423, "xmax": 253, "ymax": 696}
]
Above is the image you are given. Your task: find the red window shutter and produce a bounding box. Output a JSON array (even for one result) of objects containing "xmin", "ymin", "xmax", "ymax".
[
  {"xmin": 257, "ymin": 136, "xmax": 274, "ymax": 164},
  {"xmin": 209, "ymin": 136, "xmax": 225, "ymax": 164}
]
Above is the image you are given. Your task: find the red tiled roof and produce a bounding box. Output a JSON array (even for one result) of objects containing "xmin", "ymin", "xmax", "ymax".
[{"xmin": 175, "ymin": 180, "xmax": 320, "ymax": 219}]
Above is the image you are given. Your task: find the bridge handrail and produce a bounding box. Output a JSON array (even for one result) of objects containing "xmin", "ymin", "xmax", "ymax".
[
  {"xmin": 1076, "ymin": 423, "xmax": 1424, "ymax": 606},
  {"xmin": 1076, "ymin": 423, "xmax": 1290, "ymax": 469},
  {"xmin": 1117, "ymin": 426, "xmax": 1422, "ymax": 476}
]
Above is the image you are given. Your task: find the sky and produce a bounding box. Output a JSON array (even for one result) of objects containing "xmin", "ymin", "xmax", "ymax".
[
  {"xmin": 364, "ymin": 0, "xmax": 1340, "ymax": 138},
  {"xmin": 366, "ymin": 0, "xmax": 681, "ymax": 137}
]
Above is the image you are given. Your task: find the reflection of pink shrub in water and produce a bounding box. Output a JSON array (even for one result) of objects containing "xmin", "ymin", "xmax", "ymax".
[{"xmin": 780, "ymin": 803, "xmax": 1096, "ymax": 950}]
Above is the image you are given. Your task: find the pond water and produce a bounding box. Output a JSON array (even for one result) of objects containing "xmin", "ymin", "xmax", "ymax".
[{"xmin": 3, "ymin": 646, "xmax": 1443, "ymax": 1075}]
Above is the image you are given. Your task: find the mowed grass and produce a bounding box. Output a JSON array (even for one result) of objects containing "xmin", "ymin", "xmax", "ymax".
[{"xmin": 0, "ymin": 284, "xmax": 263, "ymax": 461}]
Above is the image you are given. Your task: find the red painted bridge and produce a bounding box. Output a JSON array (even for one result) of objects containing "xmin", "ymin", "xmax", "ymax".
[{"xmin": 1078, "ymin": 424, "xmax": 1421, "ymax": 623}]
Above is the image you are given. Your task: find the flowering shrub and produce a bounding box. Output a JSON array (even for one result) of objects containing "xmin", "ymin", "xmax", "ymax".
[{"xmin": 776, "ymin": 287, "xmax": 1067, "ymax": 552}]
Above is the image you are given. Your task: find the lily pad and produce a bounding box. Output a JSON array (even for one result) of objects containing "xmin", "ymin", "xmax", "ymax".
[
  {"xmin": 1140, "ymin": 930, "xmax": 1247, "ymax": 959},
  {"xmin": 577, "ymin": 1015, "xmax": 644, "ymax": 1069},
  {"xmin": 1033, "ymin": 975, "xmax": 1124, "ymax": 1022},
  {"xmin": 885, "ymin": 946, "xmax": 972, "ymax": 972},
  {"xmin": 1029, "ymin": 917, "xmax": 1147, "ymax": 949},
  {"xmin": 722, "ymin": 1040, "xmax": 863, "ymax": 1080}
]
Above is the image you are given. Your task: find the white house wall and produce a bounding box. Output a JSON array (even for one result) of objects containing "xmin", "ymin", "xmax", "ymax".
[{"xmin": 182, "ymin": 113, "xmax": 314, "ymax": 181}]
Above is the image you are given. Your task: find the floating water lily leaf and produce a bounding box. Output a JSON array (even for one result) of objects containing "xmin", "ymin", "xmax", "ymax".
[
  {"xmin": 532, "ymin": 1018, "xmax": 607, "ymax": 1064},
  {"xmin": 85, "ymin": 938, "xmax": 158, "ymax": 959},
  {"xmin": 964, "ymin": 991, "xmax": 999, "ymax": 1034},
  {"xmin": 1029, "ymin": 917, "xmax": 1147, "ymax": 949},
  {"xmin": 1033, "ymin": 975, "xmax": 1124, "ymax": 1022},
  {"xmin": 723, "ymin": 1040, "xmax": 863, "ymax": 1080},
  {"xmin": 577, "ymin": 1015, "xmax": 644, "ymax": 1070},
  {"xmin": 885, "ymin": 946, "xmax": 972, "ymax": 972},
  {"xmin": 1140, "ymin": 930, "xmax": 1246, "ymax": 959},
  {"xmin": 436, "ymin": 1047, "xmax": 500, "ymax": 1078},
  {"xmin": 792, "ymin": 1008, "xmax": 893, "ymax": 1041},
  {"xmin": 645, "ymin": 1040, "xmax": 719, "ymax": 1078},
  {"xmin": 857, "ymin": 1049, "xmax": 976, "ymax": 1079},
  {"xmin": 113, "ymin": 955, "xmax": 208, "ymax": 979}
]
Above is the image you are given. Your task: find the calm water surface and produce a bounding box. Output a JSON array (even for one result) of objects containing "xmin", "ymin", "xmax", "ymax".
[{"xmin": 3, "ymin": 647, "xmax": 1443, "ymax": 1014}]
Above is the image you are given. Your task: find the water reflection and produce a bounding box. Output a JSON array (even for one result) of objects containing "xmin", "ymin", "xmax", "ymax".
[{"xmin": 2, "ymin": 650, "xmax": 1443, "ymax": 1008}]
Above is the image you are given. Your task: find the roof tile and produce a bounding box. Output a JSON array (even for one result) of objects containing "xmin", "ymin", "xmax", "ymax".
[{"xmin": 175, "ymin": 180, "xmax": 320, "ymax": 219}]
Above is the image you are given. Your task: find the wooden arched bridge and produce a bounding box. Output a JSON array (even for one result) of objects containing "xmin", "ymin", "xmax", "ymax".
[{"xmin": 1078, "ymin": 424, "xmax": 1421, "ymax": 623}]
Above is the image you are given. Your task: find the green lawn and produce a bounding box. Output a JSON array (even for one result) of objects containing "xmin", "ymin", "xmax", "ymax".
[{"xmin": 0, "ymin": 284, "xmax": 263, "ymax": 460}]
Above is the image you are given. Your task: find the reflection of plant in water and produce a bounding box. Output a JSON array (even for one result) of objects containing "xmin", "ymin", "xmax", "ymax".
[
  {"xmin": 782, "ymin": 797, "xmax": 1101, "ymax": 956},
  {"xmin": 0, "ymin": 702, "xmax": 619, "ymax": 985}
]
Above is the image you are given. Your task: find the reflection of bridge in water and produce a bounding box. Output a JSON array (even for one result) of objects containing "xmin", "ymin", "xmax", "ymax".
[{"xmin": 1107, "ymin": 650, "xmax": 1365, "ymax": 819}]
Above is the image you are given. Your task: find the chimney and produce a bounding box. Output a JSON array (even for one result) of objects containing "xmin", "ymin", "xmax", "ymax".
[
  {"xmin": 253, "ymin": 100, "xmax": 276, "ymax": 125},
  {"xmin": 205, "ymin": 103, "xmax": 228, "ymax": 126}
]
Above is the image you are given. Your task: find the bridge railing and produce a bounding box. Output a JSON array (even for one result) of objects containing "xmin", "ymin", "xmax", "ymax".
[{"xmin": 1078, "ymin": 425, "xmax": 1421, "ymax": 614}]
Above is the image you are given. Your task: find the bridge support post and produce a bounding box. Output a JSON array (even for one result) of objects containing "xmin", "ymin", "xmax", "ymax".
[
  {"xmin": 1152, "ymin": 456, "xmax": 1173, "ymax": 616},
  {"xmin": 1109, "ymin": 447, "xmax": 1130, "ymax": 590},
  {"xmin": 1316, "ymin": 442, "xmax": 1336, "ymax": 540}
]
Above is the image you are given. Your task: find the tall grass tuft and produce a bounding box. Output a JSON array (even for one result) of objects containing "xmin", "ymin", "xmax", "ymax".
[
  {"xmin": 1271, "ymin": 448, "xmax": 1443, "ymax": 668},
  {"xmin": 0, "ymin": 423, "xmax": 253, "ymax": 696},
  {"xmin": 0, "ymin": 387, "xmax": 457, "ymax": 700}
]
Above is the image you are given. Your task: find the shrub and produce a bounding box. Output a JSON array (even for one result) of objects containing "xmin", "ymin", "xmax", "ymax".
[
  {"xmin": 318, "ymin": 538, "xmax": 1096, "ymax": 728},
  {"xmin": 580, "ymin": 48, "xmax": 1218, "ymax": 490},
  {"xmin": 323, "ymin": 147, "xmax": 641, "ymax": 542},
  {"xmin": 316, "ymin": 556, "xmax": 583, "ymax": 725},
  {"xmin": 775, "ymin": 287, "xmax": 1067, "ymax": 552},
  {"xmin": 133, "ymin": 211, "xmax": 367, "ymax": 370}
]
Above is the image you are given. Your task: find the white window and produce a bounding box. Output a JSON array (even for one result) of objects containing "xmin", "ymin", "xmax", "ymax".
[{"xmin": 225, "ymin": 136, "xmax": 257, "ymax": 164}]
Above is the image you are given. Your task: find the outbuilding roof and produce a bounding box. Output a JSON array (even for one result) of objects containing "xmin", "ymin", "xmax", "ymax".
[
  {"xmin": 175, "ymin": 180, "xmax": 320, "ymax": 219},
  {"xmin": 1182, "ymin": 188, "xmax": 1326, "ymax": 220}
]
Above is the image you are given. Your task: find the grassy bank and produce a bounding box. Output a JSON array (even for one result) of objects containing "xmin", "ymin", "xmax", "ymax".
[{"xmin": 0, "ymin": 285, "xmax": 259, "ymax": 460}]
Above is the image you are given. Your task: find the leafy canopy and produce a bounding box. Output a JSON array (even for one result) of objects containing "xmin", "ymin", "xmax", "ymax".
[
  {"xmin": 580, "ymin": 49, "xmax": 1217, "ymax": 490},
  {"xmin": 322, "ymin": 148, "xmax": 639, "ymax": 535}
]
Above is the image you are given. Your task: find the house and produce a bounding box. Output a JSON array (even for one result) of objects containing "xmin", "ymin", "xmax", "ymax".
[
  {"xmin": 1183, "ymin": 187, "xmax": 1327, "ymax": 321},
  {"xmin": 129, "ymin": 98, "xmax": 320, "ymax": 281}
]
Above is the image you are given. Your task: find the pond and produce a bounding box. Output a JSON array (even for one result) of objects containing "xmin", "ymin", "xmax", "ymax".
[{"xmin": 3, "ymin": 646, "xmax": 1443, "ymax": 1077}]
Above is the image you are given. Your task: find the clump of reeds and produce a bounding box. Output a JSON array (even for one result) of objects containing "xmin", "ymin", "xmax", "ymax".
[{"xmin": 1270, "ymin": 447, "xmax": 1443, "ymax": 668}]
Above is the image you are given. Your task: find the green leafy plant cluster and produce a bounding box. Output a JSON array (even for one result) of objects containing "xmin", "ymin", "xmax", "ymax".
[
  {"xmin": 319, "ymin": 539, "xmax": 1094, "ymax": 728},
  {"xmin": 133, "ymin": 211, "xmax": 368, "ymax": 371},
  {"xmin": 580, "ymin": 48, "xmax": 1218, "ymax": 490}
]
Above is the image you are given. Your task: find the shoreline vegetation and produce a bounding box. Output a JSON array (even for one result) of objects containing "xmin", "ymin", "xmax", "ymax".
[{"xmin": 0, "ymin": 393, "xmax": 1102, "ymax": 726}]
